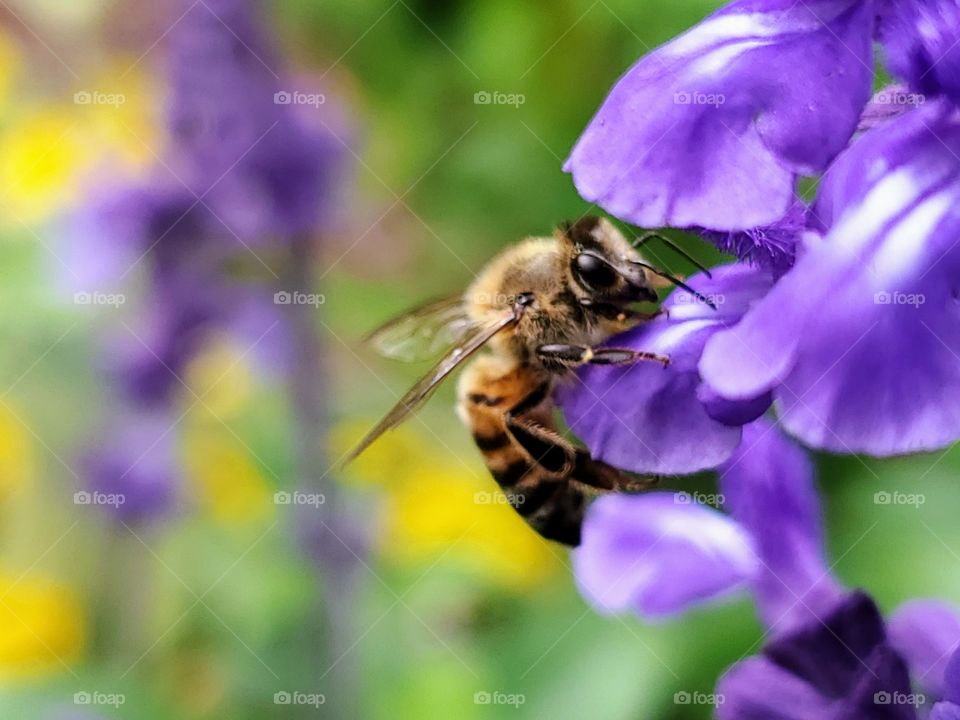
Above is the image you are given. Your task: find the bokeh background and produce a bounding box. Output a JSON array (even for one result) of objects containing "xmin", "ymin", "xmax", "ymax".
[{"xmin": 2, "ymin": 0, "xmax": 960, "ymax": 718}]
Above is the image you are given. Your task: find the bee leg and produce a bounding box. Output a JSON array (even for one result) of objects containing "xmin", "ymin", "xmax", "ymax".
[
  {"xmin": 570, "ymin": 450, "xmax": 658, "ymax": 493},
  {"xmin": 501, "ymin": 383, "xmax": 576, "ymax": 475},
  {"xmin": 537, "ymin": 344, "xmax": 670, "ymax": 369}
]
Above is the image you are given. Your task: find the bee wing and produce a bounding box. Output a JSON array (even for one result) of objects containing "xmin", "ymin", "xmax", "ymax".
[
  {"xmin": 365, "ymin": 295, "xmax": 473, "ymax": 362},
  {"xmin": 342, "ymin": 308, "xmax": 520, "ymax": 466}
]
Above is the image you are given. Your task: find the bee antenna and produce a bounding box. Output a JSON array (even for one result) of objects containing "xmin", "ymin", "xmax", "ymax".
[
  {"xmin": 632, "ymin": 231, "xmax": 713, "ymax": 279},
  {"xmin": 629, "ymin": 261, "xmax": 718, "ymax": 311}
]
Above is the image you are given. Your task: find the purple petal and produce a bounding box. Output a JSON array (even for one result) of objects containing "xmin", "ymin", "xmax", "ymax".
[
  {"xmin": 558, "ymin": 264, "xmax": 773, "ymax": 475},
  {"xmin": 946, "ymin": 650, "xmax": 960, "ymax": 704},
  {"xmin": 888, "ymin": 599, "xmax": 960, "ymax": 698},
  {"xmin": 720, "ymin": 593, "xmax": 917, "ymax": 720},
  {"xmin": 573, "ymin": 493, "xmax": 756, "ymax": 618},
  {"xmin": 82, "ymin": 410, "xmax": 180, "ymax": 524},
  {"xmin": 565, "ymin": 0, "xmax": 874, "ymax": 230},
  {"xmin": 877, "ymin": 0, "xmax": 960, "ymax": 103},
  {"xmin": 764, "ymin": 592, "xmax": 885, "ymax": 697},
  {"xmin": 932, "ymin": 703, "xmax": 960, "ymax": 720},
  {"xmin": 701, "ymin": 101, "xmax": 960, "ymax": 454},
  {"xmin": 717, "ymin": 656, "xmax": 834, "ymax": 720},
  {"xmin": 720, "ymin": 419, "xmax": 842, "ymax": 632}
]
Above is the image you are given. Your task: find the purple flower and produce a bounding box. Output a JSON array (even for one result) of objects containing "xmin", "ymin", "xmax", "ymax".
[
  {"xmin": 717, "ymin": 591, "xmax": 916, "ymax": 720},
  {"xmin": 700, "ymin": 101, "xmax": 960, "ymax": 455},
  {"xmin": 82, "ymin": 411, "xmax": 180, "ymax": 523},
  {"xmin": 565, "ymin": 0, "xmax": 875, "ymax": 231},
  {"xmin": 573, "ymin": 419, "xmax": 840, "ymax": 626},
  {"xmin": 71, "ymin": 0, "xmax": 343, "ymax": 523},
  {"xmin": 559, "ymin": 263, "xmax": 774, "ymax": 475},
  {"xmin": 932, "ymin": 652, "xmax": 960, "ymax": 720},
  {"xmin": 575, "ymin": 417, "xmax": 960, "ymax": 719}
]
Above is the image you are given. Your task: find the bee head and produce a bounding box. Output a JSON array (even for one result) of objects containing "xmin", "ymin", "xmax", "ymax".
[{"xmin": 559, "ymin": 216, "xmax": 657, "ymax": 304}]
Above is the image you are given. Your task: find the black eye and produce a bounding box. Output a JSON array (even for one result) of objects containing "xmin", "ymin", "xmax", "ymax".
[{"xmin": 573, "ymin": 253, "xmax": 619, "ymax": 290}]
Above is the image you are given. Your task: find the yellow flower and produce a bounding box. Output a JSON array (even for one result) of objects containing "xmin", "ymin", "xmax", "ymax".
[
  {"xmin": 335, "ymin": 422, "xmax": 561, "ymax": 590},
  {"xmin": 0, "ymin": 572, "xmax": 84, "ymax": 681},
  {"xmin": 184, "ymin": 335, "xmax": 253, "ymax": 419},
  {"xmin": 0, "ymin": 57, "xmax": 160, "ymax": 225},
  {"xmin": 0, "ymin": 108, "xmax": 88, "ymax": 224},
  {"xmin": 0, "ymin": 404, "xmax": 32, "ymax": 500},
  {"xmin": 183, "ymin": 428, "xmax": 273, "ymax": 525}
]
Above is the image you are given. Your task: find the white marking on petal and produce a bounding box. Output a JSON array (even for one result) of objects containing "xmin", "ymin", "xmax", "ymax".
[
  {"xmin": 652, "ymin": 319, "xmax": 715, "ymax": 350},
  {"xmin": 872, "ymin": 182, "xmax": 958, "ymax": 283}
]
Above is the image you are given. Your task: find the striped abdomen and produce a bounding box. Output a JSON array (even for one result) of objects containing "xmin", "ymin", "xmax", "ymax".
[{"xmin": 456, "ymin": 354, "xmax": 586, "ymax": 545}]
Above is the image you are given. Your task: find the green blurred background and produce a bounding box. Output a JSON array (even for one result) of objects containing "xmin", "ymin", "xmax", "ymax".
[{"xmin": 2, "ymin": 0, "xmax": 960, "ymax": 718}]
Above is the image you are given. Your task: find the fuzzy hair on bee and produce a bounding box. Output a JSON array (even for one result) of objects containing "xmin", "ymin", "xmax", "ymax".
[{"xmin": 346, "ymin": 216, "xmax": 712, "ymax": 545}]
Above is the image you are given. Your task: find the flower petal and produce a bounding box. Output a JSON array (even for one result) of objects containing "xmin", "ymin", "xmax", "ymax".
[
  {"xmin": 888, "ymin": 599, "xmax": 960, "ymax": 698},
  {"xmin": 701, "ymin": 101, "xmax": 960, "ymax": 454},
  {"xmin": 558, "ymin": 264, "xmax": 773, "ymax": 475},
  {"xmin": 564, "ymin": 0, "xmax": 874, "ymax": 230},
  {"xmin": 717, "ymin": 656, "xmax": 834, "ymax": 720},
  {"xmin": 878, "ymin": 0, "xmax": 960, "ymax": 103},
  {"xmin": 720, "ymin": 419, "xmax": 842, "ymax": 632},
  {"xmin": 573, "ymin": 493, "xmax": 756, "ymax": 618}
]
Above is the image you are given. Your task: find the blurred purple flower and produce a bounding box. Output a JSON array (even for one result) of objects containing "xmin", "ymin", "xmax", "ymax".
[
  {"xmin": 700, "ymin": 101, "xmax": 960, "ymax": 455},
  {"xmin": 73, "ymin": 0, "xmax": 343, "ymax": 523},
  {"xmin": 559, "ymin": 264, "xmax": 774, "ymax": 475}
]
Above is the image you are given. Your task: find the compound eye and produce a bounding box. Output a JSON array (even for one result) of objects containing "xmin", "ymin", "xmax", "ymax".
[{"xmin": 574, "ymin": 253, "xmax": 618, "ymax": 290}]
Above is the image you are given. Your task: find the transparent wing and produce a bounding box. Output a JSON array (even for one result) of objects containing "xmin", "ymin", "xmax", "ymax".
[
  {"xmin": 342, "ymin": 309, "xmax": 520, "ymax": 466},
  {"xmin": 366, "ymin": 295, "xmax": 473, "ymax": 362}
]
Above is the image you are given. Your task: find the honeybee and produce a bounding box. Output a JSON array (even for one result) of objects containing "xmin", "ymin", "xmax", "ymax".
[{"xmin": 345, "ymin": 216, "xmax": 713, "ymax": 545}]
